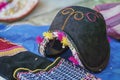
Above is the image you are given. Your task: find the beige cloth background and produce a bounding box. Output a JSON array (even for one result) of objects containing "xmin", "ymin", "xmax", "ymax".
[{"xmin": 7, "ymin": 0, "xmax": 120, "ymax": 26}]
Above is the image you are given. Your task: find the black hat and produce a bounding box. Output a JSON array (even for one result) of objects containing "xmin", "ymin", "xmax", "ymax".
[{"xmin": 39, "ymin": 6, "xmax": 110, "ymax": 73}]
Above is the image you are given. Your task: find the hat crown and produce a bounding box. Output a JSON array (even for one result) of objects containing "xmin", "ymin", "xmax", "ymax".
[{"xmin": 50, "ymin": 6, "xmax": 105, "ymax": 31}]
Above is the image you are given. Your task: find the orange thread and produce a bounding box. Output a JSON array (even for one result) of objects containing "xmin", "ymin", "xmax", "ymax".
[{"xmin": 61, "ymin": 8, "xmax": 84, "ymax": 30}]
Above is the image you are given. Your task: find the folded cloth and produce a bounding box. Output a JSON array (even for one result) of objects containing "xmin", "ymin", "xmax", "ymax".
[
  {"xmin": 0, "ymin": 38, "xmax": 26, "ymax": 57},
  {"xmin": 94, "ymin": 3, "xmax": 120, "ymax": 39},
  {"xmin": 14, "ymin": 57, "xmax": 101, "ymax": 80},
  {"xmin": 0, "ymin": 38, "xmax": 52, "ymax": 80},
  {"xmin": 0, "ymin": 23, "xmax": 7, "ymax": 30},
  {"xmin": 0, "ymin": 23, "xmax": 49, "ymax": 55}
]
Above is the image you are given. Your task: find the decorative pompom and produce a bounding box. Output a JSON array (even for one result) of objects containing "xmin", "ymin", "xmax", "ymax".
[
  {"xmin": 61, "ymin": 37, "xmax": 69, "ymax": 46},
  {"xmin": 43, "ymin": 32, "xmax": 53, "ymax": 39},
  {"xmin": 36, "ymin": 36, "xmax": 43, "ymax": 44},
  {"xmin": 69, "ymin": 56, "xmax": 79, "ymax": 65},
  {"xmin": 57, "ymin": 32, "xmax": 64, "ymax": 41}
]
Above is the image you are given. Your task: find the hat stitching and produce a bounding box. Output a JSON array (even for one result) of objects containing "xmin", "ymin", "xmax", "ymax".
[{"xmin": 60, "ymin": 7, "xmax": 103, "ymax": 30}]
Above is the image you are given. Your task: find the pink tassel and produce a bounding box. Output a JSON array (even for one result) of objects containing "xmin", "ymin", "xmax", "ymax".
[
  {"xmin": 69, "ymin": 56, "xmax": 79, "ymax": 65},
  {"xmin": 57, "ymin": 32, "xmax": 64, "ymax": 41},
  {"xmin": 36, "ymin": 36, "xmax": 43, "ymax": 44}
]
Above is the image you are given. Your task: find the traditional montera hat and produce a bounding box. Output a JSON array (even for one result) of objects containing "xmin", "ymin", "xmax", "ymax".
[{"xmin": 39, "ymin": 6, "xmax": 110, "ymax": 73}]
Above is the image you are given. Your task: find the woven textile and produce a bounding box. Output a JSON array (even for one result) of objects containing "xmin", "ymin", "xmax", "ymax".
[{"xmin": 14, "ymin": 58, "xmax": 100, "ymax": 80}]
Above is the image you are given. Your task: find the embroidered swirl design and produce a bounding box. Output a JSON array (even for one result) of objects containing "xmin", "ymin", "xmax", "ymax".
[
  {"xmin": 86, "ymin": 12, "xmax": 97, "ymax": 22},
  {"xmin": 61, "ymin": 8, "xmax": 84, "ymax": 30},
  {"xmin": 74, "ymin": 11, "xmax": 84, "ymax": 20},
  {"xmin": 61, "ymin": 8, "xmax": 103, "ymax": 30}
]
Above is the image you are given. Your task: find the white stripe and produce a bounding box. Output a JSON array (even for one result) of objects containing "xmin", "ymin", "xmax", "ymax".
[
  {"xmin": 112, "ymin": 24, "xmax": 120, "ymax": 34},
  {"xmin": 100, "ymin": 5, "xmax": 120, "ymax": 19}
]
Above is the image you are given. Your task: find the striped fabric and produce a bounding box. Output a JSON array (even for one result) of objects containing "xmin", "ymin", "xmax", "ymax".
[
  {"xmin": 94, "ymin": 3, "xmax": 120, "ymax": 39},
  {"xmin": 0, "ymin": 38, "xmax": 26, "ymax": 57}
]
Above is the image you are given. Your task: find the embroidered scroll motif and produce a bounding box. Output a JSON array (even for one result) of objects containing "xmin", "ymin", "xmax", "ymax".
[
  {"xmin": 61, "ymin": 8, "xmax": 84, "ymax": 30},
  {"xmin": 61, "ymin": 7, "xmax": 103, "ymax": 30}
]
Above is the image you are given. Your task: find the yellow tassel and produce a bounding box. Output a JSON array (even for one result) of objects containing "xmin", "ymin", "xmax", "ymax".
[
  {"xmin": 43, "ymin": 32, "xmax": 53, "ymax": 39},
  {"xmin": 61, "ymin": 37, "xmax": 69, "ymax": 46}
]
